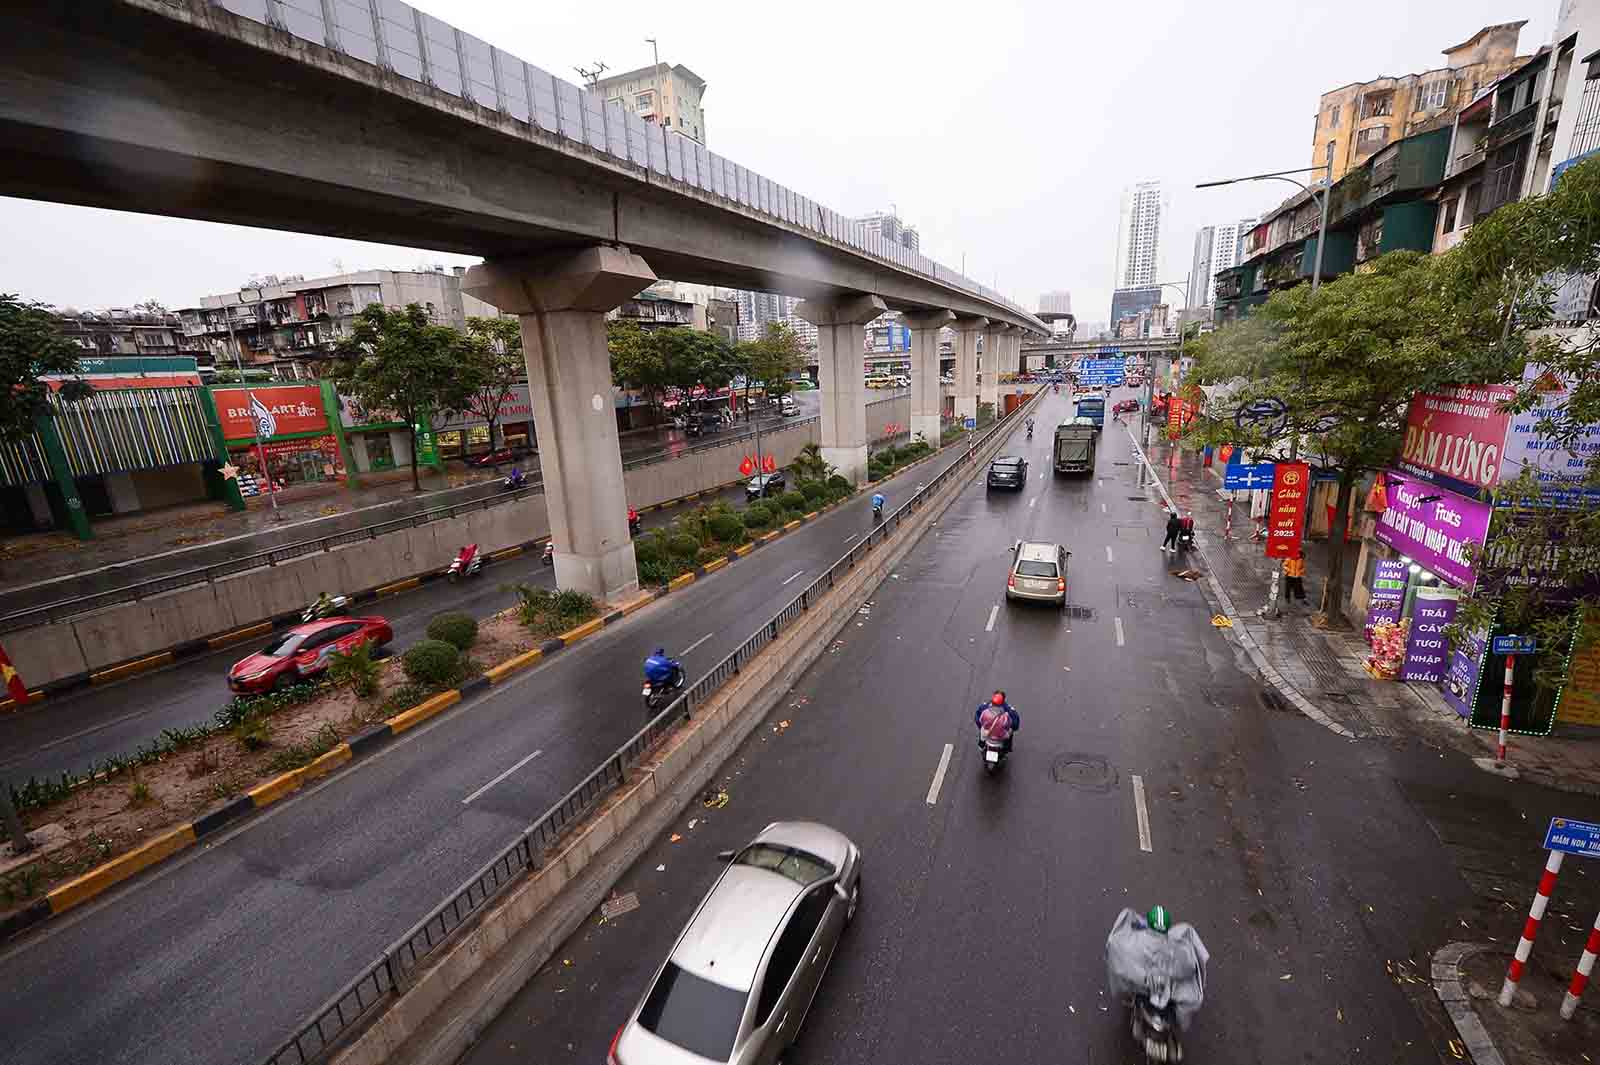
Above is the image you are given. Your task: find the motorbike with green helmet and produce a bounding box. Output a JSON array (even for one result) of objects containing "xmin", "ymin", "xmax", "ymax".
[{"xmin": 1105, "ymin": 904, "xmax": 1210, "ymax": 1063}]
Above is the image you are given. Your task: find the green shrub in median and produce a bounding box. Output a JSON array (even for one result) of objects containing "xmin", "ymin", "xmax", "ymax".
[
  {"xmin": 707, "ymin": 509, "xmax": 745, "ymax": 542},
  {"xmin": 667, "ymin": 532, "xmax": 702, "ymax": 560},
  {"xmin": 328, "ymin": 640, "xmax": 383, "ymax": 698},
  {"xmin": 744, "ymin": 504, "xmax": 773, "ymax": 529},
  {"xmin": 778, "ymin": 490, "xmax": 807, "ymax": 514},
  {"xmin": 514, "ymin": 583, "xmax": 601, "ymax": 639},
  {"xmin": 800, "ymin": 480, "xmax": 827, "ymax": 505},
  {"xmin": 402, "ymin": 639, "xmax": 461, "ymax": 686},
  {"xmin": 426, "ymin": 611, "xmax": 479, "ymax": 651}
]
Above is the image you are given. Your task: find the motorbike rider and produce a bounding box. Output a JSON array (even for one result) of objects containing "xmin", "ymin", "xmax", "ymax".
[
  {"xmin": 1025, "ymin": 416, "xmax": 1035, "ymax": 439},
  {"xmin": 312, "ymin": 590, "xmax": 335, "ymax": 618},
  {"xmin": 643, "ymin": 647, "xmax": 683, "ymax": 690},
  {"xmin": 505, "ymin": 466, "xmax": 526, "ymax": 488},
  {"xmin": 871, "ymin": 491, "xmax": 886, "ymax": 519},
  {"xmin": 1106, "ymin": 904, "xmax": 1210, "ymax": 1052},
  {"xmin": 1179, "ymin": 510, "xmax": 1196, "ymax": 548},
  {"xmin": 974, "ymin": 691, "xmax": 1020, "ymax": 754}
]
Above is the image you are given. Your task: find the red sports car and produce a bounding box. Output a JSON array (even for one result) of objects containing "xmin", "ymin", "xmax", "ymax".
[
  {"xmin": 1113, "ymin": 398, "xmax": 1142, "ymax": 414},
  {"xmin": 227, "ymin": 616, "xmax": 393, "ymax": 693}
]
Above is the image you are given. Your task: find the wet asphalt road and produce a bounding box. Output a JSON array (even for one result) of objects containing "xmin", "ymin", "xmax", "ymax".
[
  {"xmin": 460, "ymin": 389, "xmax": 1490, "ymax": 1065},
  {"xmin": 0, "ymin": 411, "xmax": 974, "ymax": 1065}
]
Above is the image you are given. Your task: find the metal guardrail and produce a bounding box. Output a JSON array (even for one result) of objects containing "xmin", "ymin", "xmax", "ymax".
[
  {"xmin": 0, "ymin": 416, "xmax": 823, "ymax": 636},
  {"xmin": 260, "ymin": 395, "xmax": 1035, "ymax": 1065}
]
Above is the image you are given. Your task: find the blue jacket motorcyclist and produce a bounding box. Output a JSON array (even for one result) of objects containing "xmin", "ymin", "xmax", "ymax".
[
  {"xmin": 871, "ymin": 492, "xmax": 886, "ymax": 511},
  {"xmin": 643, "ymin": 648, "xmax": 682, "ymax": 687}
]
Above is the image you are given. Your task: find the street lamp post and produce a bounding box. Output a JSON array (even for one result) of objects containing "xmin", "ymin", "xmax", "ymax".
[
  {"xmin": 221, "ymin": 287, "xmax": 281, "ymax": 520},
  {"xmin": 1196, "ymin": 164, "xmax": 1331, "ymax": 616}
]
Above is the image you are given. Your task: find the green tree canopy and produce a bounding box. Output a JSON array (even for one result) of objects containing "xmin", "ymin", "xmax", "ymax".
[
  {"xmin": 329, "ymin": 303, "xmax": 483, "ymax": 491},
  {"xmin": 737, "ymin": 321, "xmax": 808, "ymax": 401},
  {"xmin": 463, "ymin": 316, "xmax": 526, "ymax": 450},
  {"xmin": 0, "ymin": 294, "xmax": 91, "ymax": 449},
  {"xmin": 1183, "ymin": 251, "xmax": 1518, "ymax": 624}
]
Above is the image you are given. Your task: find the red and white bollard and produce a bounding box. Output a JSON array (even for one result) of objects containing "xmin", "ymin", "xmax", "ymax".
[
  {"xmin": 1560, "ymin": 909, "xmax": 1600, "ymax": 1019},
  {"xmin": 1496, "ymin": 654, "xmax": 1515, "ymax": 766},
  {"xmin": 1501, "ymin": 849, "xmax": 1566, "ymax": 1006},
  {"xmin": 1224, "ymin": 497, "xmax": 1234, "ymax": 541}
]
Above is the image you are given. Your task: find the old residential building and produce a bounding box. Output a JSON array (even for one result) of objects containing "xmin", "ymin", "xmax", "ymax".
[
  {"xmin": 1311, "ymin": 22, "xmax": 1530, "ymax": 183},
  {"xmin": 591, "ymin": 62, "xmax": 707, "ymax": 144}
]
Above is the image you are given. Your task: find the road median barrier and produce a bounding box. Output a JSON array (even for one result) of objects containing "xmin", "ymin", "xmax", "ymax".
[{"xmin": 287, "ymin": 389, "xmax": 1040, "ymax": 1065}]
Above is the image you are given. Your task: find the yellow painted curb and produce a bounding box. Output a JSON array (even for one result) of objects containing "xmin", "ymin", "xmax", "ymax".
[
  {"xmin": 619, "ymin": 590, "xmax": 659, "ymax": 617},
  {"xmin": 700, "ymin": 557, "xmax": 728, "ymax": 574},
  {"xmin": 486, "ymin": 648, "xmax": 542, "ymax": 683},
  {"xmin": 387, "ymin": 689, "xmax": 462, "ymax": 734},
  {"xmin": 733, "ymin": 543, "xmax": 755, "ymax": 557},
  {"xmin": 207, "ymin": 621, "xmax": 273, "ymax": 649},
  {"xmin": 376, "ymin": 576, "xmax": 422, "ymax": 597},
  {"xmin": 0, "ymin": 690, "xmax": 44, "ymax": 713},
  {"xmin": 247, "ymin": 743, "xmax": 354, "ymax": 807},
  {"xmin": 667, "ymin": 573, "xmax": 695, "ymax": 592},
  {"xmin": 804, "ymin": 511, "xmax": 819, "ymax": 520},
  {"xmin": 782, "ymin": 520, "xmax": 802, "ymax": 532},
  {"xmin": 560, "ymin": 617, "xmax": 605, "ymax": 643},
  {"xmin": 489, "ymin": 545, "xmax": 524, "ymax": 561},
  {"xmin": 90, "ymin": 651, "xmax": 175, "ymax": 685},
  {"xmin": 760, "ymin": 530, "xmax": 781, "ymax": 543},
  {"xmin": 48, "ymin": 824, "xmax": 196, "ymax": 915}
]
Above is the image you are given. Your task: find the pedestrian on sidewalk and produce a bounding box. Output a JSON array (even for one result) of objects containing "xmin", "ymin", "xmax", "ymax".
[
  {"xmin": 1162, "ymin": 509, "xmax": 1182, "ymax": 553},
  {"xmin": 1284, "ymin": 554, "xmax": 1308, "ymax": 603}
]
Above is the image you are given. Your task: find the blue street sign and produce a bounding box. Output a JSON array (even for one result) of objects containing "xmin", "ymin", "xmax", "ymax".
[
  {"xmin": 1223, "ymin": 463, "xmax": 1277, "ymax": 491},
  {"xmin": 1491, "ymin": 634, "xmax": 1538, "ymax": 656},
  {"xmin": 964, "ymin": 417, "xmax": 976, "ymax": 430},
  {"xmin": 1544, "ymin": 817, "xmax": 1600, "ymax": 858}
]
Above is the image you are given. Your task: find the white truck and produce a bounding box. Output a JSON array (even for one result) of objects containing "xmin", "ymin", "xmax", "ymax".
[{"xmin": 1053, "ymin": 419, "xmax": 1098, "ymax": 475}]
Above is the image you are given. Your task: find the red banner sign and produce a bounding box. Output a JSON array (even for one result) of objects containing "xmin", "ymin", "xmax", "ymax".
[
  {"xmin": 1265, "ymin": 462, "xmax": 1311, "ymax": 559},
  {"xmin": 0, "ymin": 642, "xmax": 29, "ymax": 704},
  {"xmin": 214, "ymin": 385, "xmax": 329, "ymax": 440},
  {"xmin": 1397, "ymin": 384, "xmax": 1516, "ymax": 494}
]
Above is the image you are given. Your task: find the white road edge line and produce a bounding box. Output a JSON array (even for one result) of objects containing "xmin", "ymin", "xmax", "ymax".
[
  {"xmin": 1102, "ymin": 502, "xmax": 1108, "ymax": 514},
  {"xmin": 985, "ymin": 603, "xmax": 1000, "ymax": 632},
  {"xmin": 1132, "ymin": 774, "xmax": 1153, "ymax": 852},
  {"xmin": 926, "ymin": 743, "xmax": 954, "ymax": 805},
  {"xmin": 843, "ymin": 533, "xmax": 859, "ymax": 543},
  {"xmin": 462, "ymin": 749, "xmax": 544, "ymax": 805},
  {"xmin": 682, "ymin": 631, "xmax": 715, "ymax": 655},
  {"xmin": 1115, "ymin": 616, "xmax": 1126, "ymax": 647},
  {"xmin": 780, "ymin": 570, "xmax": 806, "ymax": 586},
  {"xmin": 1106, "ymin": 545, "xmax": 1115, "ymax": 564},
  {"xmin": 1029, "ymin": 497, "xmax": 1037, "ymax": 508}
]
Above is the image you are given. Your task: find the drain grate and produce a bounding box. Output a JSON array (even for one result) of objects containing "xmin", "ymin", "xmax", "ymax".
[
  {"xmin": 1066, "ymin": 604, "xmax": 1097, "ymax": 619},
  {"xmin": 1051, "ymin": 753, "xmax": 1117, "ymax": 792}
]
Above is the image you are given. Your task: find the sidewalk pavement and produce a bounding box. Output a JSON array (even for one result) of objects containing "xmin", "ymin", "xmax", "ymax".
[
  {"xmin": 1134, "ymin": 427, "xmax": 1600, "ymax": 1064},
  {"xmin": 1138, "ymin": 431, "xmax": 1600, "ymax": 798}
]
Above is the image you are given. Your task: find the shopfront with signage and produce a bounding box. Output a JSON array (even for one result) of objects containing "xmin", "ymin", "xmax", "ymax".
[
  {"xmin": 434, "ymin": 383, "xmax": 535, "ymax": 460},
  {"xmin": 211, "ymin": 383, "xmax": 349, "ymax": 496}
]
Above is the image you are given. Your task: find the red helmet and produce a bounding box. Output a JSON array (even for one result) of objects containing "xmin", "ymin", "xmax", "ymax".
[{"xmin": 991, "ymin": 692, "xmax": 1006, "ymax": 706}]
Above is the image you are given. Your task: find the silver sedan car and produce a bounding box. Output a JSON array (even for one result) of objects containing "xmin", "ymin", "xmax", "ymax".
[{"xmin": 609, "ymin": 821, "xmax": 862, "ymax": 1065}]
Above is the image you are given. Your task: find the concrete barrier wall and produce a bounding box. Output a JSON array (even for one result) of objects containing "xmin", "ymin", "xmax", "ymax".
[
  {"xmin": 866, "ymin": 394, "xmax": 911, "ymax": 440},
  {"xmin": 8, "ymin": 422, "xmax": 814, "ymax": 686}
]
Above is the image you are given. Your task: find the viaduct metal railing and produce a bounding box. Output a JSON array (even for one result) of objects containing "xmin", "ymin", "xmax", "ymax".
[{"xmin": 259, "ymin": 396, "xmax": 1034, "ymax": 1065}]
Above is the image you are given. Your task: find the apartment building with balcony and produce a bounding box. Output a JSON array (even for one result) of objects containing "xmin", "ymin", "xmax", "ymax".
[{"xmin": 55, "ymin": 308, "xmax": 213, "ymax": 380}]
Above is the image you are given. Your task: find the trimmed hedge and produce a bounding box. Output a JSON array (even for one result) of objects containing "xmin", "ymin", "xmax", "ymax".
[
  {"xmin": 402, "ymin": 639, "xmax": 460, "ymax": 686},
  {"xmin": 426, "ymin": 611, "xmax": 478, "ymax": 651}
]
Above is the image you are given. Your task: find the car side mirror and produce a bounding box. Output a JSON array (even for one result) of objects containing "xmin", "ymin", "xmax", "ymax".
[
  {"xmin": 833, "ymin": 882, "xmax": 851, "ymax": 904},
  {"xmin": 1011, "ymin": 540, "xmax": 1021, "ymax": 553},
  {"xmin": 716, "ymin": 849, "xmax": 737, "ymax": 862}
]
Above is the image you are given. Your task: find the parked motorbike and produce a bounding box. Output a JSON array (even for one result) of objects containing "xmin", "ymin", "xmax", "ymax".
[
  {"xmin": 642, "ymin": 662, "xmax": 686, "ymax": 713},
  {"xmin": 447, "ymin": 543, "xmax": 485, "ymax": 583},
  {"xmin": 301, "ymin": 594, "xmax": 351, "ymax": 624},
  {"xmin": 1177, "ymin": 527, "xmax": 1196, "ymax": 553}
]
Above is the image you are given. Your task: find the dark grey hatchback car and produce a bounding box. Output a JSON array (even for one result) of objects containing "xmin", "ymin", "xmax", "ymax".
[{"xmin": 986, "ymin": 455, "xmax": 1028, "ymax": 490}]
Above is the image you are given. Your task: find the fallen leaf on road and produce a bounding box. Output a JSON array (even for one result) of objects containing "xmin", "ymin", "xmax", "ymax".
[
  {"xmin": 1067, "ymin": 1005, "xmax": 1075, "ymax": 1014},
  {"xmin": 702, "ymin": 788, "xmax": 730, "ymax": 809},
  {"xmin": 670, "ymin": 834, "xmax": 683, "ymax": 843},
  {"xmin": 656, "ymin": 864, "xmax": 666, "ymax": 872},
  {"xmin": 1210, "ymin": 614, "xmax": 1232, "ymax": 628},
  {"xmin": 1336, "ymin": 1007, "xmax": 1343, "ymax": 1022},
  {"xmin": 563, "ymin": 959, "xmax": 572, "ymax": 967},
  {"xmin": 1279, "ymin": 974, "xmax": 1292, "ymax": 981}
]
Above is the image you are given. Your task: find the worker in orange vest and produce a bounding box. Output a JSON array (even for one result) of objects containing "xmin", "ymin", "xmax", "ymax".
[{"xmin": 1283, "ymin": 554, "xmax": 1308, "ymax": 603}]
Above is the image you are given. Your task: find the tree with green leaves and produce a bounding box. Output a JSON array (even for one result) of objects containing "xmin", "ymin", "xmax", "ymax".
[
  {"xmin": 739, "ymin": 321, "xmax": 808, "ymax": 403},
  {"xmin": 1182, "ymin": 251, "xmax": 1519, "ymax": 626},
  {"xmin": 608, "ymin": 318, "xmax": 670, "ymax": 416},
  {"xmin": 0, "ymin": 294, "xmax": 91, "ymax": 449},
  {"xmin": 1447, "ymin": 155, "xmax": 1600, "ymax": 667},
  {"xmin": 463, "ymin": 316, "xmax": 526, "ymax": 452},
  {"xmin": 329, "ymin": 304, "xmax": 483, "ymax": 491}
]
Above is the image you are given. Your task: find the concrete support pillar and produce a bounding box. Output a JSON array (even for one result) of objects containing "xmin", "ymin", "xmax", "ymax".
[
  {"xmin": 982, "ymin": 324, "xmax": 1013, "ymax": 414},
  {"xmin": 904, "ymin": 309, "xmax": 955, "ymax": 447},
  {"xmin": 797, "ymin": 293, "xmax": 888, "ymax": 484},
  {"xmin": 465, "ymin": 246, "xmax": 657, "ymax": 601},
  {"xmin": 950, "ymin": 317, "xmax": 988, "ymax": 425}
]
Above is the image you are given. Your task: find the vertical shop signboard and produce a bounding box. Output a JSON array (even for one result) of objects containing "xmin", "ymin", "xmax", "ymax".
[
  {"xmin": 1441, "ymin": 626, "xmax": 1487, "ymax": 718},
  {"xmin": 1264, "ymin": 462, "xmax": 1310, "ymax": 559},
  {"xmin": 1366, "ymin": 559, "xmax": 1408, "ymax": 629},
  {"xmin": 1401, "ymin": 585, "xmax": 1460, "ymax": 683}
]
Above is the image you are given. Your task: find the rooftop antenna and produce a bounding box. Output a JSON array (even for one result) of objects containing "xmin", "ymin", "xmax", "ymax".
[{"xmin": 575, "ymin": 61, "xmax": 608, "ymax": 87}]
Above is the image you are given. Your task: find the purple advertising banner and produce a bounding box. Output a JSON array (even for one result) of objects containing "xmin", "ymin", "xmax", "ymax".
[
  {"xmin": 1366, "ymin": 559, "xmax": 1409, "ymax": 630},
  {"xmin": 1441, "ymin": 627, "xmax": 1486, "ymax": 718},
  {"xmin": 1402, "ymin": 586, "xmax": 1460, "ymax": 683},
  {"xmin": 1373, "ymin": 473, "xmax": 1492, "ymax": 590}
]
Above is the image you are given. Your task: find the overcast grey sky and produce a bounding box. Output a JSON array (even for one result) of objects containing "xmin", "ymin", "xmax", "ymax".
[{"xmin": 0, "ymin": 0, "xmax": 1554, "ymax": 324}]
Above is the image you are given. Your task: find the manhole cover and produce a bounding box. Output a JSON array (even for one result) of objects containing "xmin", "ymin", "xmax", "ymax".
[{"xmin": 1051, "ymin": 753, "xmax": 1117, "ymax": 792}]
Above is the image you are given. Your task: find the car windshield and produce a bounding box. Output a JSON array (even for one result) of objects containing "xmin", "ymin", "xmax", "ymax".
[
  {"xmin": 259, "ymin": 631, "xmax": 309, "ymax": 657},
  {"xmin": 636, "ymin": 961, "xmax": 746, "ymax": 1061},
  {"xmin": 734, "ymin": 843, "xmax": 835, "ymax": 886},
  {"xmin": 1016, "ymin": 560, "xmax": 1058, "ymax": 578}
]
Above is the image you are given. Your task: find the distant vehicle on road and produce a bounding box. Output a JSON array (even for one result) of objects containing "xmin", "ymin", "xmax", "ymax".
[
  {"xmin": 1007, "ymin": 540, "xmax": 1068, "ymax": 608},
  {"xmin": 228, "ymin": 616, "xmax": 392, "ymax": 693},
  {"xmin": 747, "ymin": 471, "xmax": 787, "ymax": 500},
  {"xmin": 1054, "ymin": 420, "xmax": 1098, "ymax": 474},
  {"xmin": 685, "ymin": 411, "xmax": 725, "ymax": 438},
  {"xmin": 1113, "ymin": 398, "xmax": 1140, "ymax": 414},
  {"xmin": 986, "ymin": 455, "xmax": 1028, "ymax": 490},
  {"xmin": 467, "ymin": 447, "xmax": 526, "ymax": 468},
  {"xmin": 892, "ymin": 374, "xmax": 910, "ymax": 388},
  {"xmin": 609, "ymin": 821, "xmax": 861, "ymax": 1065},
  {"xmin": 1074, "ymin": 394, "xmax": 1106, "ymax": 429},
  {"xmin": 778, "ymin": 395, "xmax": 798, "ymax": 416}
]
